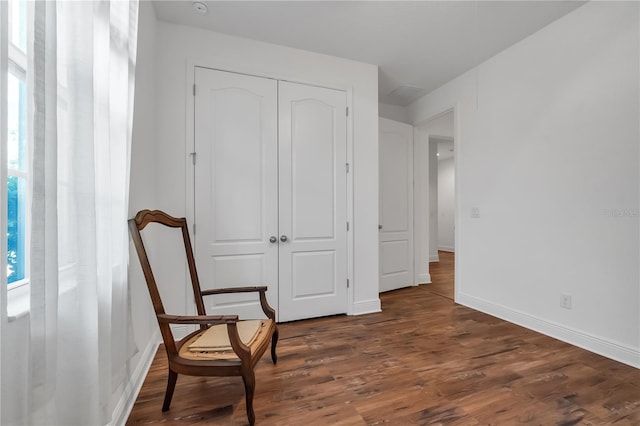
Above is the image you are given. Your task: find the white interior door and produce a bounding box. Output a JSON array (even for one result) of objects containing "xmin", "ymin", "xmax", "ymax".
[
  {"xmin": 278, "ymin": 81, "xmax": 348, "ymax": 322},
  {"xmin": 194, "ymin": 67, "xmax": 279, "ymax": 319},
  {"xmin": 379, "ymin": 118, "xmax": 414, "ymax": 292}
]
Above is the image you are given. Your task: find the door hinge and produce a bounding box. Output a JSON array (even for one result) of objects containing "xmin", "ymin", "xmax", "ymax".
[
  {"xmin": 347, "ymin": 278, "xmax": 350, "ymax": 288},
  {"xmin": 346, "ymin": 106, "xmax": 349, "ymax": 116},
  {"xmin": 346, "ymin": 221, "xmax": 350, "ymax": 231},
  {"xmin": 190, "ymin": 152, "xmax": 197, "ymax": 165},
  {"xmin": 193, "ymin": 223, "xmax": 196, "ymax": 234},
  {"xmin": 193, "ymin": 84, "xmax": 196, "ymax": 96},
  {"xmin": 345, "ymin": 163, "xmax": 350, "ymax": 173}
]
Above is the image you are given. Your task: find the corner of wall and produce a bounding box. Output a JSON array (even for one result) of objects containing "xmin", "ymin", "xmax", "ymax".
[
  {"xmin": 416, "ymin": 273, "xmax": 431, "ymax": 284},
  {"xmin": 352, "ymin": 298, "xmax": 382, "ymax": 316},
  {"xmin": 110, "ymin": 329, "xmax": 160, "ymax": 426}
]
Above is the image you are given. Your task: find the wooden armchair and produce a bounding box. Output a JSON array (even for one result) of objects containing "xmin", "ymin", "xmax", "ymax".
[{"xmin": 128, "ymin": 209, "xmax": 279, "ymax": 425}]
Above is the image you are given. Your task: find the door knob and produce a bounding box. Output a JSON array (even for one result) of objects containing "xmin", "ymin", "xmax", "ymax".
[
  {"xmin": 269, "ymin": 236, "xmax": 277, "ymax": 243},
  {"xmin": 280, "ymin": 235, "xmax": 288, "ymax": 242}
]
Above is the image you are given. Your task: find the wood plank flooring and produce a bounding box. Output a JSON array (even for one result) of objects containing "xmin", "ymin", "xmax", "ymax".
[
  {"xmin": 427, "ymin": 251, "xmax": 455, "ymax": 300},
  {"xmin": 127, "ymin": 256, "xmax": 639, "ymax": 425}
]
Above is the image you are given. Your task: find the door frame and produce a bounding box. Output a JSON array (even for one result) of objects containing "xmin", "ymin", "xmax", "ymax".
[
  {"xmin": 185, "ymin": 60, "xmax": 355, "ymax": 317},
  {"xmin": 413, "ymin": 104, "xmax": 460, "ymax": 302}
]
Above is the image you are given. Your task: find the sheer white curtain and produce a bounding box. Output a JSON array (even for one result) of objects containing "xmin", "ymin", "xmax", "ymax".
[{"xmin": 27, "ymin": 1, "xmax": 139, "ymax": 424}]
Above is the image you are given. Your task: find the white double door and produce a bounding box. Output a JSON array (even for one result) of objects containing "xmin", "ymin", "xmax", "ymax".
[{"xmin": 194, "ymin": 67, "xmax": 348, "ymax": 322}]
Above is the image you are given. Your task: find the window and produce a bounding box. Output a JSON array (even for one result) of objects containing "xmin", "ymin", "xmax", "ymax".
[{"xmin": 6, "ymin": 0, "xmax": 29, "ymax": 288}]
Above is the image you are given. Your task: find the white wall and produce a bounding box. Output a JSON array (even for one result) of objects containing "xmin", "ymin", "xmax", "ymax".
[
  {"xmin": 437, "ymin": 157, "xmax": 455, "ymax": 251},
  {"xmin": 152, "ymin": 21, "xmax": 380, "ymax": 318},
  {"xmin": 0, "ymin": 314, "xmax": 28, "ymax": 424},
  {"xmin": 408, "ymin": 1, "xmax": 639, "ymax": 367},
  {"xmin": 423, "ymin": 111, "xmax": 454, "ymax": 139},
  {"xmin": 379, "ymin": 102, "xmax": 411, "ymax": 124}
]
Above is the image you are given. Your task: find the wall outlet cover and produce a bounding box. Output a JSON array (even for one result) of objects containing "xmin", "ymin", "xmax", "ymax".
[{"xmin": 561, "ymin": 294, "xmax": 572, "ymax": 309}]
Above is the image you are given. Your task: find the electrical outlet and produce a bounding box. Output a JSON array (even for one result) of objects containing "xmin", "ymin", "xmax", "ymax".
[
  {"xmin": 471, "ymin": 207, "xmax": 480, "ymax": 218},
  {"xmin": 560, "ymin": 294, "xmax": 572, "ymax": 310}
]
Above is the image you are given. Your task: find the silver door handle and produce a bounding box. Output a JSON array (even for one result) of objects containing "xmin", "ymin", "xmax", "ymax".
[
  {"xmin": 269, "ymin": 236, "xmax": 277, "ymax": 243},
  {"xmin": 280, "ymin": 235, "xmax": 288, "ymax": 242}
]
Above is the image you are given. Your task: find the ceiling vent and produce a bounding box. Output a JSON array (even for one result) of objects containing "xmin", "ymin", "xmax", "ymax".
[{"xmin": 385, "ymin": 85, "xmax": 428, "ymax": 106}]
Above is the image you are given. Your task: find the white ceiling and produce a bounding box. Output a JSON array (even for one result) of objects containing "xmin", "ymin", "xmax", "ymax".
[{"xmin": 152, "ymin": 1, "xmax": 584, "ymax": 106}]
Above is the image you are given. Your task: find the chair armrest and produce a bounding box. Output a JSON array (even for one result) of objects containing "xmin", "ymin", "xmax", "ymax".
[
  {"xmin": 200, "ymin": 286, "xmax": 268, "ymax": 296},
  {"xmin": 159, "ymin": 314, "xmax": 252, "ymax": 361},
  {"xmin": 201, "ymin": 286, "xmax": 276, "ymax": 321},
  {"xmin": 157, "ymin": 314, "xmax": 238, "ymax": 325}
]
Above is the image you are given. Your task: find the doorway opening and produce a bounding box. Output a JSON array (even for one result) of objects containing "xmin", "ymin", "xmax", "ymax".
[
  {"xmin": 429, "ymin": 135, "xmax": 455, "ymax": 300},
  {"xmin": 414, "ymin": 108, "xmax": 457, "ymax": 301},
  {"xmin": 428, "ymin": 251, "xmax": 455, "ymax": 300}
]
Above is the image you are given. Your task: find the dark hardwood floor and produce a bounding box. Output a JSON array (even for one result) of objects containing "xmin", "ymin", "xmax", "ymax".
[
  {"xmin": 127, "ymin": 253, "xmax": 639, "ymax": 425},
  {"xmin": 428, "ymin": 250, "xmax": 455, "ymax": 300}
]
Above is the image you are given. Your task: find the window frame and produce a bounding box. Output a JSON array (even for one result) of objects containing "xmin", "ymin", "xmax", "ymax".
[{"xmin": 6, "ymin": 0, "xmax": 31, "ymax": 293}]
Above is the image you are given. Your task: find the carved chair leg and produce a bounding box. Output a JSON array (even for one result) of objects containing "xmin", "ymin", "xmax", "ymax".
[
  {"xmin": 162, "ymin": 369, "xmax": 178, "ymax": 412},
  {"xmin": 242, "ymin": 369, "xmax": 256, "ymax": 426},
  {"xmin": 271, "ymin": 326, "xmax": 279, "ymax": 364}
]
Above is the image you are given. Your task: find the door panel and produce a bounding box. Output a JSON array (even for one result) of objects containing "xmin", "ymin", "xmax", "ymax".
[
  {"xmin": 194, "ymin": 67, "xmax": 279, "ymax": 319},
  {"xmin": 209, "ymin": 89, "xmax": 264, "ymax": 242},
  {"xmin": 292, "ymin": 251, "xmax": 336, "ymax": 297},
  {"xmin": 291, "ymin": 101, "xmax": 336, "ymax": 240},
  {"xmin": 379, "ymin": 118, "xmax": 414, "ymax": 292},
  {"xmin": 278, "ymin": 81, "xmax": 348, "ymax": 322},
  {"xmin": 381, "ymin": 240, "xmax": 409, "ymax": 274}
]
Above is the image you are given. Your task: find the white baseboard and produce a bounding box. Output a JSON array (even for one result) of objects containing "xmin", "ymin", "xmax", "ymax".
[
  {"xmin": 416, "ymin": 273, "xmax": 431, "ymax": 284},
  {"xmin": 457, "ymin": 292, "xmax": 640, "ymax": 368},
  {"xmin": 438, "ymin": 246, "xmax": 455, "ymax": 252},
  {"xmin": 352, "ymin": 299, "xmax": 381, "ymax": 315},
  {"xmin": 110, "ymin": 329, "xmax": 160, "ymax": 426},
  {"xmin": 429, "ymin": 255, "xmax": 440, "ymax": 262}
]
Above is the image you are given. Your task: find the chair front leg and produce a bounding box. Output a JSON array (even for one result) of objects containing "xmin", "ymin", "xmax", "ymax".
[
  {"xmin": 162, "ymin": 369, "xmax": 178, "ymax": 412},
  {"xmin": 271, "ymin": 326, "xmax": 279, "ymax": 364},
  {"xmin": 241, "ymin": 368, "xmax": 256, "ymax": 426}
]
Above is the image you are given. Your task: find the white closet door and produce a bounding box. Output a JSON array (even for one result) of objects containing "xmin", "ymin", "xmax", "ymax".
[
  {"xmin": 194, "ymin": 67, "xmax": 279, "ymax": 319},
  {"xmin": 379, "ymin": 118, "xmax": 414, "ymax": 292},
  {"xmin": 278, "ymin": 81, "xmax": 348, "ymax": 322}
]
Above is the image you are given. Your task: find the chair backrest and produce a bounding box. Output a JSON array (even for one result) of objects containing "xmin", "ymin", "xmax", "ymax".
[{"xmin": 128, "ymin": 210, "xmax": 207, "ymax": 355}]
